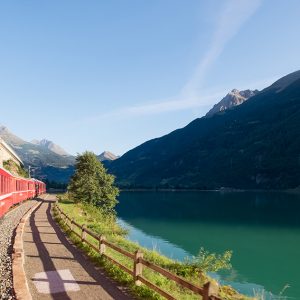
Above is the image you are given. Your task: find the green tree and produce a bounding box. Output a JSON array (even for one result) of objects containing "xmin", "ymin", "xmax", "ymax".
[{"xmin": 68, "ymin": 151, "xmax": 119, "ymax": 213}]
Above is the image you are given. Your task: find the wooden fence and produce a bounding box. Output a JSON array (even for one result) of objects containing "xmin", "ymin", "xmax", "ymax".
[{"xmin": 54, "ymin": 203, "xmax": 222, "ymax": 300}]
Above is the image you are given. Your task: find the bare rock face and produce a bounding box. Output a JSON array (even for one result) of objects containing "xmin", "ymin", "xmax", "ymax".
[
  {"xmin": 0, "ymin": 126, "xmax": 26, "ymax": 147},
  {"xmin": 0, "ymin": 126, "xmax": 75, "ymax": 171},
  {"xmin": 31, "ymin": 139, "xmax": 70, "ymax": 156},
  {"xmin": 206, "ymin": 89, "xmax": 259, "ymax": 116}
]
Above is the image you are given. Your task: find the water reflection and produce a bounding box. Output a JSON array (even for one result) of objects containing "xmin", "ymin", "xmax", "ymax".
[{"xmin": 116, "ymin": 191, "xmax": 300, "ymax": 299}]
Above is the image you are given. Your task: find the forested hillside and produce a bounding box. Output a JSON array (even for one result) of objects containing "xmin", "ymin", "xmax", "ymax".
[{"xmin": 109, "ymin": 71, "xmax": 300, "ymax": 190}]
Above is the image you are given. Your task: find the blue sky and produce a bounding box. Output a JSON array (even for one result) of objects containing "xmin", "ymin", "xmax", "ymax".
[{"xmin": 0, "ymin": 0, "xmax": 299, "ymax": 155}]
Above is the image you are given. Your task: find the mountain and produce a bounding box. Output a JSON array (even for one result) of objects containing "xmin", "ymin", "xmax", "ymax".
[
  {"xmin": 108, "ymin": 70, "xmax": 300, "ymax": 190},
  {"xmin": 206, "ymin": 89, "xmax": 259, "ymax": 116},
  {"xmin": 0, "ymin": 125, "xmax": 26, "ymax": 146},
  {"xmin": 31, "ymin": 139, "xmax": 70, "ymax": 156},
  {"xmin": 266, "ymin": 70, "xmax": 300, "ymax": 92},
  {"xmin": 0, "ymin": 126, "xmax": 75, "ymax": 182},
  {"xmin": 0, "ymin": 126, "xmax": 118, "ymax": 183},
  {"xmin": 98, "ymin": 151, "xmax": 119, "ymax": 162}
]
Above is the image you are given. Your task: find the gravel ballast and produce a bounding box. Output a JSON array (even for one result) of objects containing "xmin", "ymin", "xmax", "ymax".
[{"xmin": 0, "ymin": 200, "xmax": 37, "ymax": 300}]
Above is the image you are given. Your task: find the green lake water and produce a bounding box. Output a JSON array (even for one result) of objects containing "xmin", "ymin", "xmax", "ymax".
[{"xmin": 116, "ymin": 191, "xmax": 300, "ymax": 299}]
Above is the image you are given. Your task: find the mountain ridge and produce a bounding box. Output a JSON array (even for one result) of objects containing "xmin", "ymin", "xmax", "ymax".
[
  {"xmin": 31, "ymin": 139, "xmax": 70, "ymax": 156},
  {"xmin": 0, "ymin": 125, "xmax": 118, "ymax": 182},
  {"xmin": 98, "ymin": 151, "xmax": 119, "ymax": 161},
  {"xmin": 108, "ymin": 70, "xmax": 300, "ymax": 190}
]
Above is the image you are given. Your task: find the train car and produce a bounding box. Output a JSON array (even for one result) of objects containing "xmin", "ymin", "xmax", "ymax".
[
  {"xmin": 33, "ymin": 179, "xmax": 46, "ymax": 197},
  {"xmin": 0, "ymin": 166, "xmax": 46, "ymax": 218},
  {"xmin": 0, "ymin": 167, "xmax": 13, "ymax": 217}
]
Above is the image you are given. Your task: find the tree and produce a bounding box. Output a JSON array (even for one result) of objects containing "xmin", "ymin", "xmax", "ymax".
[{"xmin": 68, "ymin": 152, "xmax": 119, "ymax": 213}]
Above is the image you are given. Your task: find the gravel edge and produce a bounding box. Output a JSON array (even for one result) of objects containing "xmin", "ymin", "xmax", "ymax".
[
  {"xmin": 12, "ymin": 202, "xmax": 42, "ymax": 300},
  {"xmin": 0, "ymin": 201, "xmax": 37, "ymax": 300}
]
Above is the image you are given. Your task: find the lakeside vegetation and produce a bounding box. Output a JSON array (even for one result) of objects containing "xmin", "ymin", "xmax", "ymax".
[
  {"xmin": 53, "ymin": 152, "xmax": 253, "ymax": 299},
  {"xmin": 55, "ymin": 195, "xmax": 250, "ymax": 300}
]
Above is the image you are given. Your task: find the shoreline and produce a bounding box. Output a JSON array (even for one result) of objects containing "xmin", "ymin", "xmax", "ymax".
[{"xmin": 119, "ymin": 187, "xmax": 299, "ymax": 193}]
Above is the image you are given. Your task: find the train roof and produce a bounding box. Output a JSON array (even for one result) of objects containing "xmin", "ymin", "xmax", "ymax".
[
  {"xmin": 0, "ymin": 166, "xmax": 45, "ymax": 183},
  {"xmin": 31, "ymin": 178, "xmax": 46, "ymax": 184}
]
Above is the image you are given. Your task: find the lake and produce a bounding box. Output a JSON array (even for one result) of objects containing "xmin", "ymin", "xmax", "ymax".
[{"xmin": 116, "ymin": 191, "xmax": 300, "ymax": 299}]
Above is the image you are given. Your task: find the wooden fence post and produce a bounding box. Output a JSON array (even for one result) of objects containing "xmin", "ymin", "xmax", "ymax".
[
  {"xmin": 133, "ymin": 249, "xmax": 143, "ymax": 286},
  {"xmin": 57, "ymin": 207, "xmax": 61, "ymax": 218},
  {"xmin": 202, "ymin": 282, "xmax": 219, "ymax": 300},
  {"xmin": 81, "ymin": 224, "xmax": 86, "ymax": 242},
  {"xmin": 64, "ymin": 214, "xmax": 68, "ymax": 225},
  {"xmin": 71, "ymin": 218, "xmax": 74, "ymax": 231},
  {"xmin": 99, "ymin": 235, "xmax": 106, "ymax": 254}
]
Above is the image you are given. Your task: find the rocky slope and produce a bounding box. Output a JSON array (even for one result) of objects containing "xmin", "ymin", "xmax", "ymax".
[
  {"xmin": 98, "ymin": 151, "xmax": 119, "ymax": 161},
  {"xmin": 0, "ymin": 126, "xmax": 75, "ymax": 182},
  {"xmin": 206, "ymin": 89, "xmax": 259, "ymax": 116},
  {"xmin": 31, "ymin": 139, "xmax": 70, "ymax": 156},
  {"xmin": 0, "ymin": 126, "xmax": 118, "ymax": 183},
  {"xmin": 0, "ymin": 126, "xmax": 75, "ymax": 168}
]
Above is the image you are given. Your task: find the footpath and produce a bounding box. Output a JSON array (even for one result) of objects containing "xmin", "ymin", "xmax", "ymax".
[{"xmin": 22, "ymin": 194, "xmax": 133, "ymax": 300}]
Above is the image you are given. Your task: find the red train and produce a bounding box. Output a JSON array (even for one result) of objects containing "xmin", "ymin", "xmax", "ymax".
[{"xmin": 0, "ymin": 166, "xmax": 46, "ymax": 218}]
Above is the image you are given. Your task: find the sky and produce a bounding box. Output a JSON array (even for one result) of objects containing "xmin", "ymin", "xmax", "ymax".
[{"xmin": 0, "ymin": 0, "xmax": 299, "ymax": 156}]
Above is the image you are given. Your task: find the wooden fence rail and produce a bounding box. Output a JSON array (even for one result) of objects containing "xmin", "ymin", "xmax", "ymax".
[{"xmin": 53, "ymin": 203, "xmax": 222, "ymax": 300}]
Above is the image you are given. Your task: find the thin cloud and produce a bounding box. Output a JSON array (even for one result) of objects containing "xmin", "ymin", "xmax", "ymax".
[
  {"xmin": 182, "ymin": 0, "xmax": 262, "ymax": 99},
  {"xmin": 99, "ymin": 92, "xmax": 225, "ymax": 119},
  {"xmin": 91, "ymin": 0, "xmax": 262, "ymax": 121}
]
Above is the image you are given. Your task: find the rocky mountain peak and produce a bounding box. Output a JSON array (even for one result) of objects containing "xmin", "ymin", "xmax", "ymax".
[
  {"xmin": 98, "ymin": 151, "xmax": 119, "ymax": 162},
  {"xmin": 230, "ymin": 88, "xmax": 239, "ymax": 94},
  {"xmin": 31, "ymin": 139, "xmax": 70, "ymax": 156},
  {"xmin": 206, "ymin": 89, "xmax": 259, "ymax": 117}
]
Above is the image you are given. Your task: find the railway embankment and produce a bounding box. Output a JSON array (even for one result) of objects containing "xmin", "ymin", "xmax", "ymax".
[{"xmin": 0, "ymin": 200, "xmax": 38, "ymax": 300}]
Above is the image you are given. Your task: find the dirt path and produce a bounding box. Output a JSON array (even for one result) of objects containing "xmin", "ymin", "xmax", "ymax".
[{"xmin": 23, "ymin": 194, "xmax": 133, "ymax": 300}]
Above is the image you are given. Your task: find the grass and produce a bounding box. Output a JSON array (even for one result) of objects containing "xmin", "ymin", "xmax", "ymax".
[{"xmin": 54, "ymin": 195, "xmax": 253, "ymax": 300}]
